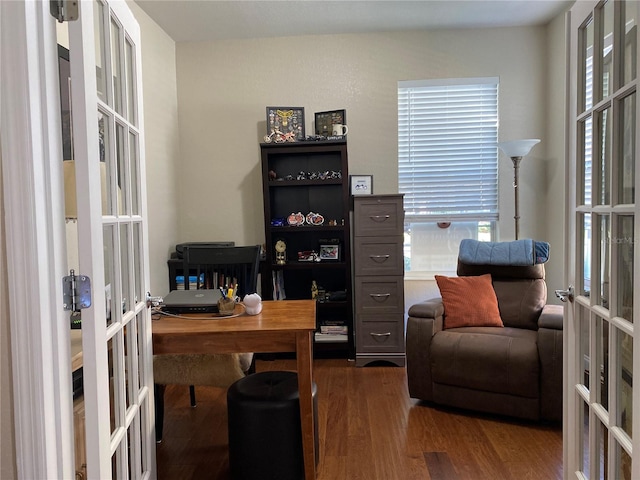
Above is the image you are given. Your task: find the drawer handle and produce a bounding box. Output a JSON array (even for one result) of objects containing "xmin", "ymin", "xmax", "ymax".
[
  {"xmin": 369, "ymin": 293, "xmax": 390, "ymax": 302},
  {"xmin": 370, "ymin": 332, "xmax": 391, "ymax": 337},
  {"xmin": 369, "ymin": 215, "xmax": 390, "ymax": 222},
  {"xmin": 369, "ymin": 254, "xmax": 390, "ymax": 263}
]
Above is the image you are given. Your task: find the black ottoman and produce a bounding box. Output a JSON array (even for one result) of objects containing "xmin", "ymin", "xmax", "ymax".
[{"xmin": 227, "ymin": 371, "xmax": 318, "ymax": 480}]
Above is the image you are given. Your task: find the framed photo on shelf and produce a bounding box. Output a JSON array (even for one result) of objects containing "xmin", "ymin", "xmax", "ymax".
[
  {"xmin": 350, "ymin": 175, "xmax": 373, "ymax": 195},
  {"xmin": 319, "ymin": 244, "xmax": 340, "ymax": 261},
  {"xmin": 266, "ymin": 107, "xmax": 305, "ymax": 141},
  {"xmin": 314, "ymin": 109, "xmax": 346, "ymax": 137}
]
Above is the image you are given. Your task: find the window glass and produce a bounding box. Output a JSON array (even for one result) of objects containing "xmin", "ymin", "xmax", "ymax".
[{"xmin": 398, "ymin": 78, "xmax": 498, "ymax": 275}]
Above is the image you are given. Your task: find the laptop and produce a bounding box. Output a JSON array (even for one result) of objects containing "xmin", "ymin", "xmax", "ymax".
[{"xmin": 162, "ymin": 289, "xmax": 222, "ymax": 314}]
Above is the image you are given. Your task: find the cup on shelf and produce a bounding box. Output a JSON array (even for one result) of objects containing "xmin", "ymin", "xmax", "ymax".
[{"xmin": 332, "ymin": 124, "xmax": 348, "ymax": 136}]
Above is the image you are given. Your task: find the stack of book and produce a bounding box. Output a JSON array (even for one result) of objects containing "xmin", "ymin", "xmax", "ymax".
[{"xmin": 315, "ymin": 324, "xmax": 348, "ymax": 342}]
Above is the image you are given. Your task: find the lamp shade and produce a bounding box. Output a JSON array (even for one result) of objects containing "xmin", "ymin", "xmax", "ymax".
[{"xmin": 497, "ymin": 139, "xmax": 541, "ymax": 158}]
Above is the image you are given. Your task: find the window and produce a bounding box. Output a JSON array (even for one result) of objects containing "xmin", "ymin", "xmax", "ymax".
[{"xmin": 398, "ymin": 77, "xmax": 499, "ymax": 276}]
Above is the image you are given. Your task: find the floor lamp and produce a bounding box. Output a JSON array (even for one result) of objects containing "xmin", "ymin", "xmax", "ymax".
[{"xmin": 497, "ymin": 139, "xmax": 540, "ymax": 240}]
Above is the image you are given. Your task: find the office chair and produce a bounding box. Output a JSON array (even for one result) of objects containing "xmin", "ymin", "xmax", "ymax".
[{"xmin": 154, "ymin": 245, "xmax": 261, "ymax": 441}]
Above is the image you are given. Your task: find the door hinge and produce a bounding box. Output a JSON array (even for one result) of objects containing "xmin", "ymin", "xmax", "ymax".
[
  {"xmin": 63, "ymin": 270, "xmax": 92, "ymax": 312},
  {"xmin": 50, "ymin": 0, "xmax": 79, "ymax": 23}
]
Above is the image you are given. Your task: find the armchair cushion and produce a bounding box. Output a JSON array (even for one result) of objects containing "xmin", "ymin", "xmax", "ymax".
[{"xmin": 435, "ymin": 274, "xmax": 503, "ymax": 329}]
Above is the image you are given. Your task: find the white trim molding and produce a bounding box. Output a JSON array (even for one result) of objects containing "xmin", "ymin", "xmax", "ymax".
[{"xmin": 0, "ymin": 1, "xmax": 74, "ymax": 478}]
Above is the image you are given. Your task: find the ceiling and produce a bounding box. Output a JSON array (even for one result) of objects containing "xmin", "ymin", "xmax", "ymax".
[{"xmin": 134, "ymin": 0, "xmax": 574, "ymax": 43}]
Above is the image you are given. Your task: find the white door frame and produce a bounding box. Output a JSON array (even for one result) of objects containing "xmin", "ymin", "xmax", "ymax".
[{"xmin": 0, "ymin": 1, "xmax": 75, "ymax": 478}]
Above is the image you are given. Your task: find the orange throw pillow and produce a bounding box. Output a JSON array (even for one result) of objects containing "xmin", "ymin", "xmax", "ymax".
[{"xmin": 435, "ymin": 274, "xmax": 503, "ymax": 329}]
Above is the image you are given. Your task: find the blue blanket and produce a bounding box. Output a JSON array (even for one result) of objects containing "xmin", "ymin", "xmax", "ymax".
[{"xmin": 459, "ymin": 239, "xmax": 549, "ymax": 266}]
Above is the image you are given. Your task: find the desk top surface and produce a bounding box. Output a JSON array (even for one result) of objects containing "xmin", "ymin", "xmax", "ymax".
[{"xmin": 152, "ymin": 299, "xmax": 316, "ymax": 336}]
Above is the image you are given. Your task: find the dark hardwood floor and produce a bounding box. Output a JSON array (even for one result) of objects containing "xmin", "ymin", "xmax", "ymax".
[{"xmin": 156, "ymin": 358, "xmax": 562, "ymax": 480}]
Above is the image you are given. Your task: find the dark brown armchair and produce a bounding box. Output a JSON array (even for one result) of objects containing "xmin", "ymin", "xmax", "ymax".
[{"xmin": 406, "ymin": 260, "xmax": 563, "ymax": 422}]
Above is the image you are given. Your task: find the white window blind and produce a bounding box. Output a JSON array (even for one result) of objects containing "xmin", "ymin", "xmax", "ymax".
[{"xmin": 398, "ymin": 78, "xmax": 499, "ymax": 222}]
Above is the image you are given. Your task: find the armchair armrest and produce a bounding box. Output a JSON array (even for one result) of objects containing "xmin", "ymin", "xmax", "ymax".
[
  {"xmin": 406, "ymin": 298, "xmax": 444, "ymax": 401},
  {"xmin": 538, "ymin": 304, "xmax": 563, "ymax": 330},
  {"xmin": 408, "ymin": 297, "xmax": 445, "ymax": 320}
]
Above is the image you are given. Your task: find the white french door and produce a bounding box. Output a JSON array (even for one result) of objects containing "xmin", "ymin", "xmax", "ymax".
[
  {"xmin": 68, "ymin": 1, "xmax": 155, "ymax": 478},
  {"xmin": 566, "ymin": 1, "xmax": 640, "ymax": 479}
]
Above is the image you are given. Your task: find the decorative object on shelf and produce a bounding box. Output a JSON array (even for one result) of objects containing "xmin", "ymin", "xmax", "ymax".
[
  {"xmin": 315, "ymin": 109, "xmax": 346, "ymax": 137},
  {"xmin": 266, "ymin": 106, "xmax": 305, "ymax": 142},
  {"xmin": 305, "ymin": 212, "xmax": 324, "ymax": 225},
  {"xmin": 275, "ymin": 239, "xmax": 287, "ymax": 265},
  {"xmin": 319, "ymin": 244, "xmax": 340, "ymax": 261},
  {"xmin": 350, "ymin": 175, "xmax": 373, "ymax": 195},
  {"xmin": 311, "ymin": 281, "xmax": 319, "ymax": 300},
  {"xmin": 243, "ymin": 293, "xmax": 263, "ymax": 315},
  {"xmin": 287, "ymin": 212, "xmax": 305, "ymax": 226},
  {"xmin": 298, "ymin": 251, "xmax": 320, "ymax": 262},
  {"xmin": 270, "ymin": 217, "xmax": 286, "ymax": 227},
  {"xmin": 497, "ymin": 139, "xmax": 541, "ymax": 240},
  {"xmin": 331, "ymin": 124, "xmax": 348, "ymax": 136}
]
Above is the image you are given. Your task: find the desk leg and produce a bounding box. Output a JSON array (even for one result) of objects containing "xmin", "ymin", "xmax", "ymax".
[{"xmin": 296, "ymin": 331, "xmax": 316, "ymax": 480}]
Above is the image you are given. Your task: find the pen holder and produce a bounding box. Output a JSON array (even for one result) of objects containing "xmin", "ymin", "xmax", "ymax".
[{"xmin": 217, "ymin": 297, "xmax": 236, "ymax": 315}]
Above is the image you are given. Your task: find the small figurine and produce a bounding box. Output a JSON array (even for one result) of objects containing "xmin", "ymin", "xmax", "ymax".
[
  {"xmin": 311, "ymin": 281, "xmax": 319, "ymax": 300},
  {"xmin": 243, "ymin": 293, "xmax": 262, "ymax": 315}
]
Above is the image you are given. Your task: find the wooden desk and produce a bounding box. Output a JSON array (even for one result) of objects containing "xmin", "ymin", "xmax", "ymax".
[{"xmin": 152, "ymin": 299, "xmax": 318, "ymax": 480}]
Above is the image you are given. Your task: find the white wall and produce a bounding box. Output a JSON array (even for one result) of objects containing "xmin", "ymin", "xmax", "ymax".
[
  {"xmin": 175, "ymin": 25, "xmax": 565, "ymax": 306},
  {"xmin": 128, "ymin": 1, "xmax": 181, "ymax": 295},
  {"xmin": 544, "ymin": 11, "xmax": 570, "ymax": 299}
]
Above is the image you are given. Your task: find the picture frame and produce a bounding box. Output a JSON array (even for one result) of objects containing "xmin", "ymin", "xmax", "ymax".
[
  {"xmin": 350, "ymin": 175, "xmax": 373, "ymax": 195},
  {"xmin": 266, "ymin": 106, "xmax": 305, "ymax": 141},
  {"xmin": 319, "ymin": 244, "xmax": 340, "ymax": 261},
  {"xmin": 314, "ymin": 109, "xmax": 346, "ymax": 137}
]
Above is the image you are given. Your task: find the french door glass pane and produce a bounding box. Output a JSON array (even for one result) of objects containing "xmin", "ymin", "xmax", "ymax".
[
  {"xmin": 104, "ymin": 224, "xmax": 115, "ymax": 326},
  {"xmin": 581, "ymin": 399, "xmax": 591, "ymax": 476},
  {"xmin": 597, "ymin": 417, "xmax": 609, "ymax": 479},
  {"xmin": 94, "ymin": 0, "xmax": 106, "ymax": 102},
  {"xmin": 116, "ymin": 123, "xmax": 127, "ymax": 215},
  {"xmin": 580, "ymin": 304, "xmax": 591, "ymax": 388},
  {"xmin": 596, "ymin": 108, "xmax": 611, "ymax": 205},
  {"xmin": 582, "ymin": 213, "xmax": 592, "ymax": 296},
  {"xmin": 99, "ymin": 112, "xmax": 114, "ymax": 215},
  {"xmin": 129, "ymin": 132, "xmax": 140, "ymax": 215},
  {"xmin": 125, "ymin": 38, "xmax": 136, "ymax": 125},
  {"xmin": 108, "ymin": 336, "xmax": 116, "ymax": 435},
  {"xmin": 585, "ymin": 18, "xmax": 595, "ymax": 111},
  {"xmin": 583, "ymin": 116, "xmax": 593, "ymax": 206},
  {"xmin": 616, "ymin": 215, "xmax": 634, "ymax": 322},
  {"xmin": 110, "ymin": 17, "xmax": 123, "ymax": 116},
  {"xmin": 597, "ymin": 316, "xmax": 610, "ymax": 409},
  {"xmin": 133, "ymin": 222, "xmax": 142, "ymax": 306},
  {"xmin": 123, "ymin": 322, "xmax": 131, "ymax": 411},
  {"xmin": 618, "ymin": 442, "xmax": 632, "ymax": 480},
  {"xmin": 120, "ymin": 223, "xmax": 130, "ymax": 313},
  {"xmin": 601, "ymin": 0, "xmax": 613, "ymax": 100},
  {"xmin": 597, "ymin": 214, "xmax": 611, "ymax": 308},
  {"xmin": 618, "ymin": 93, "xmax": 636, "ymax": 205},
  {"xmin": 618, "ymin": 329, "xmax": 633, "ymax": 437},
  {"xmin": 623, "ymin": 1, "xmax": 637, "ymax": 85}
]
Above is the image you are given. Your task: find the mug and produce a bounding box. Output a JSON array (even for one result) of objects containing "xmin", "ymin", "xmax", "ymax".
[{"xmin": 332, "ymin": 124, "xmax": 348, "ymax": 136}]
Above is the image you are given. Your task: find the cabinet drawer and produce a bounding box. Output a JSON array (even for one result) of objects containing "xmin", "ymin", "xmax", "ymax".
[
  {"xmin": 354, "ymin": 196, "xmax": 404, "ymax": 237},
  {"xmin": 354, "ymin": 236, "xmax": 403, "ymax": 276},
  {"xmin": 355, "ymin": 277, "xmax": 404, "ymax": 313},
  {"xmin": 356, "ymin": 317, "xmax": 405, "ymax": 353}
]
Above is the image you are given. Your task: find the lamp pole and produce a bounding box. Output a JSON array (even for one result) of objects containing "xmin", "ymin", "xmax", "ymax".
[
  {"xmin": 511, "ymin": 155, "xmax": 522, "ymax": 240},
  {"xmin": 497, "ymin": 139, "xmax": 540, "ymax": 241}
]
